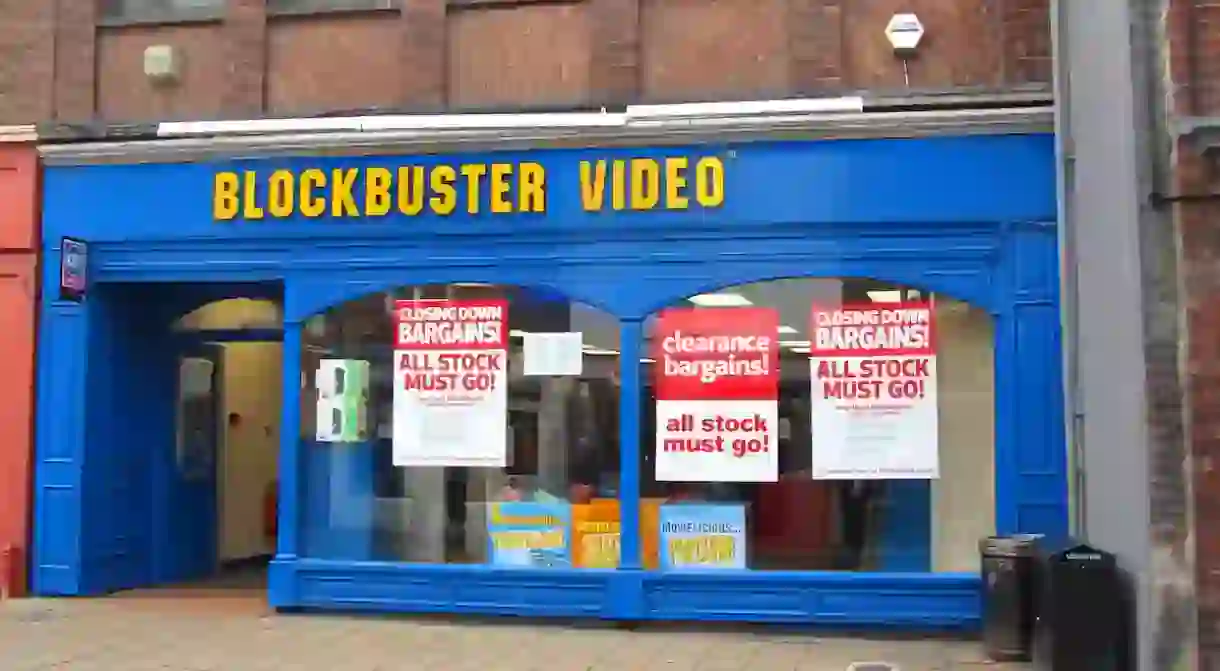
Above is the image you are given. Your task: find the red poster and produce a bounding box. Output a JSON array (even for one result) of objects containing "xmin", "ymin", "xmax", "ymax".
[{"xmin": 653, "ymin": 307, "xmax": 779, "ymax": 482}]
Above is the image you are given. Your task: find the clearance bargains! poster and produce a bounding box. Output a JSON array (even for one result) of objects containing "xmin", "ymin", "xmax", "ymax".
[
  {"xmin": 652, "ymin": 307, "xmax": 780, "ymax": 483},
  {"xmin": 808, "ymin": 302, "xmax": 939, "ymax": 479}
]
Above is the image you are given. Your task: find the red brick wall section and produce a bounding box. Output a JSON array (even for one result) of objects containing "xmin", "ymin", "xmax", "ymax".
[
  {"xmin": 1167, "ymin": 0, "xmax": 1220, "ymax": 666},
  {"xmin": 0, "ymin": 0, "xmax": 1052, "ymax": 124},
  {"xmin": 224, "ymin": 0, "xmax": 267, "ymax": 116},
  {"xmin": 589, "ymin": 0, "xmax": 640, "ymax": 104},
  {"xmin": 54, "ymin": 0, "xmax": 98, "ymax": 121},
  {"xmin": 0, "ymin": 142, "xmax": 39, "ymax": 599},
  {"xmin": 0, "ymin": 1, "xmax": 55, "ymax": 123},
  {"xmin": 789, "ymin": 0, "xmax": 843, "ymax": 94},
  {"xmin": 401, "ymin": 0, "xmax": 447, "ymax": 108}
]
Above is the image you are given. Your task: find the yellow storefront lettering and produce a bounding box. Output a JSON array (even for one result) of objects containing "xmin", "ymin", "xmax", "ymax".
[
  {"xmin": 610, "ymin": 160, "xmax": 627, "ymax": 211},
  {"xmin": 460, "ymin": 163, "xmax": 487, "ymax": 214},
  {"xmin": 211, "ymin": 157, "xmax": 717, "ymax": 222},
  {"xmin": 695, "ymin": 157, "xmax": 725, "ymax": 208},
  {"xmin": 241, "ymin": 170, "xmax": 264, "ymax": 219},
  {"xmin": 630, "ymin": 159, "xmax": 660, "ymax": 211},
  {"xmin": 299, "ymin": 169, "xmax": 326, "ymax": 217},
  {"xmin": 213, "ymin": 172, "xmax": 239, "ymax": 220},
  {"xmin": 430, "ymin": 165, "xmax": 457, "ymax": 215},
  {"xmin": 397, "ymin": 166, "xmax": 424, "ymax": 215},
  {"xmin": 665, "ymin": 157, "xmax": 689, "ymax": 210},
  {"xmin": 330, "ymin": 168, "xmax": 359, "ymax": 217},
  {"xmin": 489, "ymin": 163, "xmax": 513, "ymax": 214},
  {"xmin": 519, "ymin": 162, "xmax": 546, "ymax": 213},
  {"xmin": 579, "ymin": 161, "xmax": 606, "ymax": 211},
  {"xmin": 364, "ymin": 167, "xmax": 393, "ymax": 217},
  {"xmin": 267, "ymin": 170, "xmax": 295, "ymax": 218}
]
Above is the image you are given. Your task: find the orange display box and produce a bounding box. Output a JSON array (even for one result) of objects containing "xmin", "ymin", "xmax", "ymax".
[{"xmin": 570, "ymin": 498, "xmax": 663, "ymax": 569}]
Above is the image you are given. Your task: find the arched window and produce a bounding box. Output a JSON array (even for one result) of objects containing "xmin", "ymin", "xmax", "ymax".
[
  {"xmin": 298, "ymin": 284, "xmax": 624, "ymax": 568},
  {"xmin": 639, "ymin": 277, "xmax": 995, "ymax": 573}
]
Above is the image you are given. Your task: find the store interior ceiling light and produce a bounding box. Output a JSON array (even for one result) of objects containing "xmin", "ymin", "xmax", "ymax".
[
  {"xmin": 780, "ymin": 340, "xmax": 811, "ymax": 348},
  {"xmin": 778, "ymin": 325, "xmax": 798, "ymax": 334},
  {"xmin": 640, "ymin": 358, "xmax": 656, "ymax": 364},
  {"xmin": 509, "ymin": 329, "xmax": 528, "ymax": 338},
  {"xmin": 867, "ymin": 290, "xmax": 904, "ymax": 303},
  {"xmin": 789, "ymin": 347, "xmax": 812, "ymax": 354},
  {"xmin": 688, "ymin": 293, "xmax": 753, "ymax": 307}
]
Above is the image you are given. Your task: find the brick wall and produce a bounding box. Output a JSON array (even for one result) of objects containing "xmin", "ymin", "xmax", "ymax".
[
  {"xmin": 0, "ymin": 0, "xmax": 1051, "ymax": 124},
  {"xmin": 1163, "ymin": 0, "xmax": 1220, "ymax": 665}
]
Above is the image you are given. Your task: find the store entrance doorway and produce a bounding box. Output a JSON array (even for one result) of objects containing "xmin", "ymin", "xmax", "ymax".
[
  {"xmin": 168, "ymin": 336, "xmax": 284, "ymax": 591},
  {"xmin": 68, "ymin": 283, "xmax": 284, "ymax": 597},
  {"xmin": 163, "ymin": 297, "xmax": 285, "ymax": 593}
]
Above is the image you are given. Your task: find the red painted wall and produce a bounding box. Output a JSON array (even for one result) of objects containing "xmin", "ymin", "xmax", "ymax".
[{"xmin": 0, "ymin": 142, "xmax": 39, "ymax": 597}]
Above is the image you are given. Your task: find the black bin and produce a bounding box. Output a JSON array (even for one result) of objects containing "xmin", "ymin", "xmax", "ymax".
[
  {"xmin": 1033, "ymin": 542, "xmax": 1129, "ymax": 671},
  {"xmin": 979, "ymin": 534, "xmax": 1042, "ymax": 661}
]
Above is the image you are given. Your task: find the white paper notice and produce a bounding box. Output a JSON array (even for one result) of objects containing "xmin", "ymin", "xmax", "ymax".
[{"xmin": 522, "ymin": 332, "xmax": 583, "ymax": 376}]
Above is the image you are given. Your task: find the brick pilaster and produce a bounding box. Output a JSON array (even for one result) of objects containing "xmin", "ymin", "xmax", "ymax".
[
  {"xmin": 1001, "ymin": 0, "xmax": 1051, "ymax": 85},
  {"xmin": 590, "ymin": 0, "xmax": 640, "ymax": 106},
  {"xmin": 789, "ymin": 0, "xmax": 843, "ymax": 94},
  {"xmin": 54, "ymin": 0, "xmax": 96, "ymax": 121},
  {"xmin": 401, "ymin": 0, "xmax": 447, "ymax": 109},
  {"xmin": 224, "ymin": 0, "xmax": 267, "ymax": 117}
]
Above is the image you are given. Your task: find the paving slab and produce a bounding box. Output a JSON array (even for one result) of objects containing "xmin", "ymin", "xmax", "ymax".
[{"xmin": 0, "ymin": 596, "xmax": 1031, "ymax": 671}]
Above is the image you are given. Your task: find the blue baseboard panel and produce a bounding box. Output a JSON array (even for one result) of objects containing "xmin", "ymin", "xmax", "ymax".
[
  {"xmin": 273, "ymin": 559, "xmax": 980, "ymax": 628},
  {"xmin": 641, "ymin": 571, "xmax": 980, "ymax": 627}
]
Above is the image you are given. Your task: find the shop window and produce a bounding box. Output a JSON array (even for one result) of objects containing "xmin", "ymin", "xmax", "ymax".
[
  {"xmin": 267, "ymin": 0, "xmax": 399, "ymax": 14},
  {"xmin": 299, "ymin": 284, "xmax": 623, "ymax": 568},
  {"xmin": 100, "ymin": 0, "xmax": 224, "ymax": 22},
  {"xmin": 639, "ymin": 278, "xmax": 995, "ymax": 573}
]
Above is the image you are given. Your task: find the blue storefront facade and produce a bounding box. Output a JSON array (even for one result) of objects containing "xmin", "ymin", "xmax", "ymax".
[{"xmin": 32, "ymin": 109, "xmax": 1066, "ymax": 627}]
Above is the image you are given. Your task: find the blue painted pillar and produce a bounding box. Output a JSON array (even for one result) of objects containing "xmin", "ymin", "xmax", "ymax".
[
  {"xmin": 617, "ymin": 320, "xmax": 643, "ymax": 570},
  {"xmin": 269, "ymin": 317, "xmax": 302, "ymax": 607}
]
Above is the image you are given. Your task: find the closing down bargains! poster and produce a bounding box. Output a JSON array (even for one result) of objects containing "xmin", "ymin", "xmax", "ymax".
[
  {"xmin": 808, "ymin": 302, "xmax": 939, "ymax": 479},
  {"xmin": 392, "ymin": 299, "xmax": 509, "ymax": 467}
]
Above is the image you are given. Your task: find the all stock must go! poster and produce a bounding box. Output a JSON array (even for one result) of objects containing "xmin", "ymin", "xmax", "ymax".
[
  {"xmin": 808, "ymin": 302, "xmax": 939, "ymax": 479},
  {"xmin": 392, "ymin": 298, "xmax": 509, "ymax": 468},
  {"xmin": 653, "ymin": 307, "xmax": 780, "ymax": 483}
]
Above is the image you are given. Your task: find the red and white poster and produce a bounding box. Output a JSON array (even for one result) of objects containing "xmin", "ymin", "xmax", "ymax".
[
  {"xmin": 392, "ymin": 299, "xmax": 509, "ymax": 467},
  {"xmin": 653, "ymin": 308, "xmax": 779, "ymax": 482},
  {"xmin": 808, "ymin": 302, "xmax": 938, "ymax": 479}
]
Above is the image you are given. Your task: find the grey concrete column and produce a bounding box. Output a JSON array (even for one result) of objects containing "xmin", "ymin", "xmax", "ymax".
[{"xmin": 1054, "ymin": 0, "xmax": 1179, "ymax": 666}]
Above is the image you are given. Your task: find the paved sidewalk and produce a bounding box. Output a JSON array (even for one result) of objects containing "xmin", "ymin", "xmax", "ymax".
[{"xmin": 0, "ymin": 596, "xmax": 1028, "ymax": 671}]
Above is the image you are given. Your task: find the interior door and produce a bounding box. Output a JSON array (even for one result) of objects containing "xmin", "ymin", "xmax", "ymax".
[{"xmin": 166, "ymin": 343, "xmax": 223, "ymax": 583}]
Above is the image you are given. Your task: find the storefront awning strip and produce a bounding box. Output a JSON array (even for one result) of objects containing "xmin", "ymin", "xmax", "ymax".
[{"xmin": 39, "ymin": 105, "xmax": 1052, "ymax": 166}]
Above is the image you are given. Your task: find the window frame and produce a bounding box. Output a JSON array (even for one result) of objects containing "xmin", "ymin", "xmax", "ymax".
[
  {"xmin": 98, "ymin": 0, "xmax": 226, "ymax": 26},
  {"xmin": 266, "ymin": 0, "xmax": 401, "ymax": 16}
]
